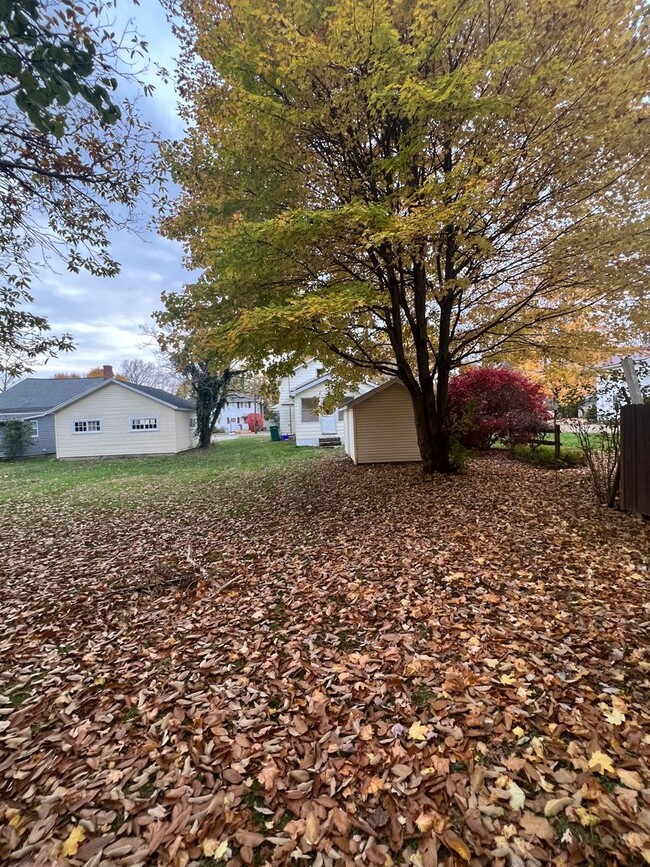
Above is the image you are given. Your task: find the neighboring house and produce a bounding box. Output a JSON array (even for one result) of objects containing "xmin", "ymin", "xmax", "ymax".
[
  {"xmin": 0, "ymin": 366, "xmax": 198, "ymax": 460},
  {"xmin": 344, "ymin": 379, "xmax": 421, "ymax": 465},
  {"xmin": 596, "ymin": 353, "xmax": 650, "ymax": 418},
  {"xmin": 274, "ymin": 360, "xmax": 374, "ymax": 447},
  {"xmin": 215, "ymin": 391, "xmax": 263, "ymax": 432},
  {"xmin": 0, "ymin": 376, "xmax": 101, "ymax": 459}
]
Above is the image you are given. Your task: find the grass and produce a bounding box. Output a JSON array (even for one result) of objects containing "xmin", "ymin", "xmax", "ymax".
[{"xmin": 0, "ymin": 437, "xmax": 325, "ymax": 508}]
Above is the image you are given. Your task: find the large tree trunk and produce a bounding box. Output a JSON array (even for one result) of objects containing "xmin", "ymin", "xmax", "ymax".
[{"xmin": 408, "ymin": 375, "xmax": 452, "ymax": 474}]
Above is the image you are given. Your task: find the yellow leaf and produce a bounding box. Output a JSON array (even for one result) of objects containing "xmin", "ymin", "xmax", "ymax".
[
  {"xmin": 500, "ymin": 673, "xmax": 516, "ymax": 685},
  {"xmin": 588, "ymin": 750, "xmax": 615, "ymax": 774},
  {"xmin": 61, "ymin": 826, "xmax": 86, "ymax": 857},
  {"xmin": 441, "ymin": 829, "xmax": 471, "ymax": 861},
  {"xmin": 512, "ymin": 726, "xmax": 525, "ymax": 737},
  {"xmin": 575, "ymin": 806, "xmax": 599, "ymax": 827},
  {"xmin": 408, "ymin": 721, "xmax": 430, "ymax": 742},
  {"xmin": 604, "ymin": 709, "xmax": 625, "ymax": 725}
]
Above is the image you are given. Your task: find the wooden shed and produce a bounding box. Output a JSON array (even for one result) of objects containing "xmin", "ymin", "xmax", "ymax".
[{"xmin": 344, "ymin": 379, "xmax": 421, "ymax": 464}]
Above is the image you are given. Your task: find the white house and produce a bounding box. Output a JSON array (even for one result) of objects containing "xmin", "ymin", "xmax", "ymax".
[
  {"xmin": 275, "ymin": 360, "xmax": 374, "ymax": 447},
  {"xmin": 215, "ymin": 390, "xmax": 262, "ymax": 432},
  {"xmin": 50, "ymin": 370, "xmax": 197, "ymax": 459},
  {"xmin": 344, "ymin": 379, "xmax": 421, "ymax": 464}
]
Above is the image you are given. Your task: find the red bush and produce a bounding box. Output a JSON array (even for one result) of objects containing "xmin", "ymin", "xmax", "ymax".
[
  {"xmin": 448, "ymin": 367, "xmax": 551, "ymax": 450},
  {"xmin": 245, "ymin": 412, "xmax": 264, "ymax": 432}
]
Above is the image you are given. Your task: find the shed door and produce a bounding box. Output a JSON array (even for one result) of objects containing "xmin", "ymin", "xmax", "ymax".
[{"xmin": 320, "ymin": 411, "xmax": 338, "ymax": 435}]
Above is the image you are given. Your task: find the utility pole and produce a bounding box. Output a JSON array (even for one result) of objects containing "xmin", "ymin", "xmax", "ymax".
[{"xmin": 622, "ymin": 357, "xmax": 644, "ymax": 405}]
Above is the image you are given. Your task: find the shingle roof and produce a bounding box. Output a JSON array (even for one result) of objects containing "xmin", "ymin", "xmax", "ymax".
[
  {"xmin": 0, "ymin": 377, "xmax": 101, "ymax": 414},
  {"xmin": 0, "ymin": 377, "xmax": 195, "ymax": 415},
  {"xmin": 123, "ymin": 382, "xmax": 194, "ymax": 410}
]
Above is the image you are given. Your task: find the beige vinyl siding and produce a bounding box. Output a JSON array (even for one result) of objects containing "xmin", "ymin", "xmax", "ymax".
[
  {"xmin": 353, "ymin": 381, "xmax": 421, "ymax": 464},
  {"xmin": 55, "ymin": 383, "xmax": 183, "ymax": 458},
  {"xmin": 345, "ymin": 408, "xmax": 356, "ymax": 462},
  {"xmin": 174, "ymin": 410, "xmax": 197, "ymax": 452}
]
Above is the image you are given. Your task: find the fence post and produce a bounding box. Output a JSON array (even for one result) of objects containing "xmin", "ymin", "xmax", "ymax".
[{"xmin": 554, "ymin": 424, "xmax": 561, "ymax": 462}]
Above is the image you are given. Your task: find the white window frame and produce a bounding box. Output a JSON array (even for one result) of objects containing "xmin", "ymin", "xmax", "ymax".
[
  {"xmin": 71, "ymin": 419, "xmax": 102, "ymax": 434},
  {"xmin": 29, "ymin": 420, "xmax": 39, "ymax": 438},
  {"xmin": 189, "ymin": 416, "xmax": 197, "ymax": 430},
  {"xmin": 301, "ymin": 397, "xmax": 319, "ymax": 424},
  {"xmin": 129, "ymin": 416, "xmax": 159, "ymax": 432}
]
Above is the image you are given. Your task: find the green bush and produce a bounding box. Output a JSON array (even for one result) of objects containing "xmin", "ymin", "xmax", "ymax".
[
  {"xmin": 448, "ymin": 435, "xmax": 473, "ymax": 473},
  {"xmin": 2, "ymin": 420, "xmax": 33, "ymax": 460},
  {"xmin": 509, "ymin": 445, "xmax": 586, "ymax": 470}
]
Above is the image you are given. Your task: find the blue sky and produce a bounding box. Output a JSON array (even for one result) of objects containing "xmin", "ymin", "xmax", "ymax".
[{"xmin": 32, "ymin": 0, "xmax": 188, "ymax": 376}]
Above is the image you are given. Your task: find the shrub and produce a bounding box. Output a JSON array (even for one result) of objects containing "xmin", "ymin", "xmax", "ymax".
[
  {"xmin": 449, "ymin": 367, "xmax": 551, "ymax": 450},
  {"xmin": 245, "ymin": 412, "xmax": 264, "ymax": 432},
  {"xmin": 509, "ymin": 445, "xmax": 586, "ymax": 470},
  {"xmin": 2, "ymin": 420, "xmax": 33, "ymax": 459},
  {"xmin": 571, "ymin": 419, "xmax": 620, "ymax": 506},
  {"xmin": 448, "ymin": 435, "xmax": 473, "ymax": 473}
]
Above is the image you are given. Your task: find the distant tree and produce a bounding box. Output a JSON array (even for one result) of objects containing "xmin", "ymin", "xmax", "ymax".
[
  {"xmin": 1, "ymin": 0, "xmax": 164, "ymax": 377},
  {"xmin": 53, "ymin": 372, "xmax": 81, "ymax": 379},
  {"xmin": 119, "ymin": 358, "xmax": 160, "ymax": 386},
  {"xmin": 449, "ymin": 368, "xmax": 551, "ymax": 451},
  {"xmin": 245, "ymin": 412, "xmax": 264, "ymax": 433},
  {"xmin": 150, "ymin": 306, "xmax": 236, "ymax": 449}
]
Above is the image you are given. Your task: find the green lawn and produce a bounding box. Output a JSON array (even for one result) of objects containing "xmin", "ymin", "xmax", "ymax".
[{"xmin": 0, "ymin": 437, "xmax": 323, "ymax": 509}]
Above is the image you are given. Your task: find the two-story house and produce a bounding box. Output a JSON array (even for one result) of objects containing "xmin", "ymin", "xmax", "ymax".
[{"xmin": 274, "ymin": 360, "xmax": 374, "ymax": 447}]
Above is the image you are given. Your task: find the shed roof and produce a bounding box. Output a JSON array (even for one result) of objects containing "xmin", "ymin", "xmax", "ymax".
[{"xmin": 345, "ymin": 379, "xmax": 402, "ymax": 409}]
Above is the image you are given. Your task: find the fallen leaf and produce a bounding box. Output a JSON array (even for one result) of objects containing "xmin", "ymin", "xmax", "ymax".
[
  {"xmin": 520, "ymin": 812, "xmax": 555, "ymax": 841},
  {"xmin": 589, "ymin": 750, "xmax": 615, "ymax": 774},
  {"xmin": 544, "ymin": 798, "xmax": 574, "ymax": 817},
  {"xmin": 441, "ymin": 829, "xmax": 471, "ymax": 861},
  {"xmin": 508, "ymin": 781, "xmax": 526, "ymax": 811},
  {"xmin": 61, "ymin": 826, "xmax": 86, "ymax": 857},
  {"xmin": 408, "ymin": 720, "xmax": 431, "ymax": 742}
]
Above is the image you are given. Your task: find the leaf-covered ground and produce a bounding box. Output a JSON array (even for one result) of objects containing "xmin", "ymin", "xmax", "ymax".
[{"xmin": 1, "ymin": 444, "xmax": 649, "ymax": 867}]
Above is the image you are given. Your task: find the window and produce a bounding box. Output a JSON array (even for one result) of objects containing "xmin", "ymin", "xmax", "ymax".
[
  {"xmin": 73, "ymin": 419, "xmax": 102, "ymax": 433},
  {"xmin": 189, "ymin": 416, "xmax": 197, "ymax": 429},
  {"xmin": 130, "ymin": 417, "xmax": 159, "ymax": 431},
  {"xmin": 29, "ymin": 420, "xmax": 39, "ymax": 437},
  {"xmin": 338, "ymin": 409, "xmax": 345, "ymax": 421},
  {"xmin": 301, "ymin": 397, "xmax": 318, "ymax": 423}
]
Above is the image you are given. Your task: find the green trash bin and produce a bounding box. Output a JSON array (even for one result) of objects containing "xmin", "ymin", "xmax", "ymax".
[{"xmin": 270, "ymin": 424, "xmax": 280, "ymax": 442}]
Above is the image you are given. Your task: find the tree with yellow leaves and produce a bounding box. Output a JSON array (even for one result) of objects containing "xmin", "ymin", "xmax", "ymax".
[{"xmin": 162, "ymin": 0, "xmax": 649, "ymax": 472}]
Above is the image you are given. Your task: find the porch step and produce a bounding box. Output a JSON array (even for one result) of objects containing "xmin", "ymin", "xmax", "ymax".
[{"xmin": 319, "ymin": 436, "xmax": 341, "ymax": 448}]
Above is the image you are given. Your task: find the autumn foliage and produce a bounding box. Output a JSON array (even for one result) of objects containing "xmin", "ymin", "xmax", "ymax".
[
  {"xmin": 245, "ymin": 412, "xmax": 264, "ymax": 432},
  {"xmin": 449, "ymin": 367, "xmax": 551, "ymax": 450}
]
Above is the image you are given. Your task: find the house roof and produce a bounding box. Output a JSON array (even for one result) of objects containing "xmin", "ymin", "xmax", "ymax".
[
  {"xmin": 49, "ymin": 378, "xmax": 195, "ymax": 413},
  {"xmin": 345, "ymin": 378, "xmax": 402, "ymax": 409},
  {"xmin": 0, "ymin": 377, "xmax": 101, "ymax": 415},
  {"xmin": 0, "ymin": 377, "xmax": 195, "ymax": 417},
  {"xmin": 227, "ymin": 390, "xmax": 256, "ymax": 402},
  {"xmin": 291, "ymin": 373, "xmax": 332, "ymax": 396}
]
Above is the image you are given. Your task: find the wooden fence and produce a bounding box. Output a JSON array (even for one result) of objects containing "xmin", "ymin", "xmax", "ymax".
[{"xmin": 620, "ymin": 404, "xmax": 650, "ymax": 517}]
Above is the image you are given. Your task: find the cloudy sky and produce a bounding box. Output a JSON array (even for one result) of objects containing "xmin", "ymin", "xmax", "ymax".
[{"xmin": 32, "ymin": 0, "xmax": 189, "ymax": 376}]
